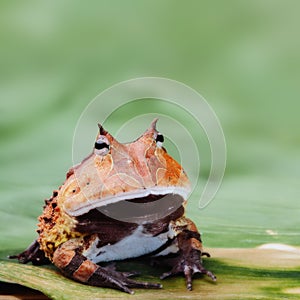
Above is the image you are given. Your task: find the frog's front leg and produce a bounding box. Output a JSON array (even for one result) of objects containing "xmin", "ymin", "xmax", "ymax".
[
  {"xmin": 53, "ymin": 239, "xmax": 162, "ymax": 294},
  {"xmin": 160, "ymin": 217, "xmax": 216, "ymax": 290}
]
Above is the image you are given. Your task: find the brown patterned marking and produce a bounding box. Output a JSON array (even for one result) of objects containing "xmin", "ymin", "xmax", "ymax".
[
  {"xmin": 127, "ymin": 138, "xmax": 156, "ymax": 187},
  {"xmin": 148, "ymin": 149, "xmax": 165, "ymax": 184},
  {"xmin": 53, "ymin": 248, "xmax": 75, "ymax": 269},
  {"xmin": 186, "ymin": 218, "xmax": 199, "ymax": 233},
  {"xmin": 63, "ymin": 256, "xmax": 87, "ymax": 277},
  {"xmin": 73, "ymin": 260, "xmax": 98, "ymax": 282},
  {"xmin": 191, "ymin": 238, "xmax": 203, "ymax": 251}
]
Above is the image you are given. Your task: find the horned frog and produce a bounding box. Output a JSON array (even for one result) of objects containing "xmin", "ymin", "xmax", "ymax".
[{"xmin": 11, "ymin": 119, "xmax": 216, "ymax": 294}]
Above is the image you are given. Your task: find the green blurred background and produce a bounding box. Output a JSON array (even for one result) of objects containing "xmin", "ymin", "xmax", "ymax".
[{"xmin": 0, "ymin": 0, "xmax": 299, "ymax": 253}]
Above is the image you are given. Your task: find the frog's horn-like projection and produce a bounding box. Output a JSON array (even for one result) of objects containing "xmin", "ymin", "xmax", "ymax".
[
  {"xmin": 150, "ymin": 118, "xmax": 159, "ymax": 130},
  {"xmin": 97, "ymin": 123, "xmax": 108, "ymax": 135},
  {"xmin": 140, "ymin": 118, "xmax": 159, "ymax": 139}
]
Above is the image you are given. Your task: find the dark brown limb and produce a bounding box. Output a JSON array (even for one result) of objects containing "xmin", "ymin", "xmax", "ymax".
[
  {"xmin": 9, "ymin": 239, "xmax": 50, "ymax": 265},
  {"xmin": 53, "ymin": 241, "xmax": 162, "ymax": 294},
  {"xmin": 159, "ymin": 219, "xmax": 216, "ymax": 290}
]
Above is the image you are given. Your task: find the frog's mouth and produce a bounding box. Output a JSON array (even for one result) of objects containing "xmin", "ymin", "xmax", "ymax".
[
  {"xmin": 69, "ymin": 186, "xmax": 189, "ymax": 223},
  {"xmin": 99, "ymin": 192, "xmax": 185, "ymax": 223}
]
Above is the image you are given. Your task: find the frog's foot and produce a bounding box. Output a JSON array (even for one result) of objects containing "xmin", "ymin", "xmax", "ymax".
[
  {"xmin": 161, "ymin": 216, "xmax": 217, "ymax": 291},
  {"xmin": 160, "ymin": 249, "xmax": 216, "ymax": 290},
  {"xmin": 102, "ymin": 269, "xmax": 162, "ymax": 294},
  {"xmin": 159, "ymin": 218, "xmax": 216, "ymax": 291},
  {"xmin": 53, "ymin": 242, "xmax": 162, "ymax": 294}
]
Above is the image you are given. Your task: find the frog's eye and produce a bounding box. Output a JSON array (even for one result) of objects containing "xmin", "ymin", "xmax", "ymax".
[
  {"xmin": 94, "ymin": 136, "xmax": 110, "ymax": 156},
  {"xmin": 155, "ymin": 133, "xmax": 164, "ymax": 148}
]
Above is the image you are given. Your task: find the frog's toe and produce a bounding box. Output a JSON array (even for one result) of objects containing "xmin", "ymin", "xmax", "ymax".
[
  {"xmin": 125, "ymin": 278, "xmax": 163, "ymax": 290},
  {"xmin": 103, "ymin": 263, "xmax": 139, "ymax": 278},
  {"xmin": 184, "ymin": 263, "xmax": 216, "ymax": 291},
  {"xmin": 105, "ymin": 275, "xmax": 162, "ymax": 294},
  {"xmin": 87, "ymin": 266, "xmax": 161, "ymax": 294},
  {"xmin": 99, "ymin": 267, "xmax": 162, "ymax": 293},
  {"xmin": 89, "ymin": 266, "xmax": 162, "ymax": 293},
  {"xmin": 120, "ymin": 270, "xmax": 140, "ymax": 278}
]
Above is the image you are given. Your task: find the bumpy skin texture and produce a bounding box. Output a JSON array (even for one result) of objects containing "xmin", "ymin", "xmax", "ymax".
[{"xmin": 11, "ymin": 120, "xmax": 216, "ymax": 294}]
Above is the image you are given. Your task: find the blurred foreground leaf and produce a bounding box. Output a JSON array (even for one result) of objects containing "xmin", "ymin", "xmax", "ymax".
[{"xmin": 1, "ymin": 246, "xmax": 300, "ymax": 299}]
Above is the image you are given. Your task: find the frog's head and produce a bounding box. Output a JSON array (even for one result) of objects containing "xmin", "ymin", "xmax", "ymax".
[{"xmin": 62, "ymin": 119, "xmax": 190, "ymax": 222}]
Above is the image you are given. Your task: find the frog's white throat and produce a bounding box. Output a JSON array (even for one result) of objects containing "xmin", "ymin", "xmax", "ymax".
[{"xmin": 66, "ymin": 186, "xmax": 190, "ymax": 218}]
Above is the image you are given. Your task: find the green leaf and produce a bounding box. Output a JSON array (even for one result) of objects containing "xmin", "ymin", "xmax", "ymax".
[{"xmin": 1, "ymin": 247, "xmax": 300, "ymax": 299}]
